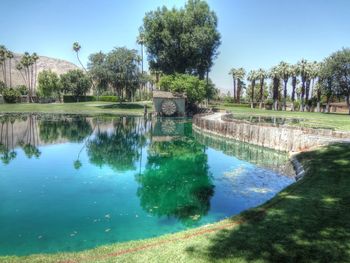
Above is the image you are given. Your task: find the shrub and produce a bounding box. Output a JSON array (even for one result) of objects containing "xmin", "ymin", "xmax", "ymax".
[
  {"xmin": 94, "ymin": 95, "xmax": 119, "ymax": 102},
  {"xmin": 264, "ymin": 98, "xmax": 273, "ymax": 105},
  {"xmin": 3, "ymin": 88, "xmax": 20, "ymax": 103},
  {"xmin": 0, "ymin": 81, "xmax": 6, "ymax": 94},
  {"xmin": 16, "ymin": 85, "xmax": 28, "ymax": 95},
  {"xmin": 63, "ymin": 95, "xmax": 95, "ymax": 103}
]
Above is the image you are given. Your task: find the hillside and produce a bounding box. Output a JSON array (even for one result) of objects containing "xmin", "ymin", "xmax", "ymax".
[{"xmin": 0, "ymin": 53, "xmax": 79, "ymax": 88}]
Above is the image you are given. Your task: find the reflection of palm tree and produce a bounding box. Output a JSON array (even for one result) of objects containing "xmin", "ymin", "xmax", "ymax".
[
  {"xmin": 19, "ymin": 114, "xmax": 41, "ymax": 159},
  {"xmin": 0, "ymin": 115, "xmax": 17, "ymax": 164}
]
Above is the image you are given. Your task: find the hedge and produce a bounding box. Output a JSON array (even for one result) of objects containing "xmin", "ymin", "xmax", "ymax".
[{"xmin": 63, "ymin": 95, "xmax": 120, "ymax": 103}]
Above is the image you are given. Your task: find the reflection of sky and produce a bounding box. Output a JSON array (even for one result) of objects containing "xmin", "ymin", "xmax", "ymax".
[
  {"xmin": 206, "ymin": 148, "xmax": 294, "ymax": 220},
  {"xmin": 0, "ymin": 123, "xmax": 294, "ymax": 256}
]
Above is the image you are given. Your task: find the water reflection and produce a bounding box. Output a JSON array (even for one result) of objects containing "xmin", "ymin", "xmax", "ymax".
[
  {"xmin": 0, "ymin": 114, "xmax": 295, "ymax": 256},
  {"xmin": 137, "ymin": 120, "xmax": 214, "ymax": 224},
  {"xmin": 87, "ymin": 117, "xmax": 148, "ymax": 172}
]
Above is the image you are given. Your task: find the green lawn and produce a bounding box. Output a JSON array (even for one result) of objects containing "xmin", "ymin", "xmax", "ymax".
[
  {"xmin": 0, "ymin": 101, "xmax": 153, "ymax": 115},
  {"xmin": 2, "ymin": 143, "xmax": 350, "ymax": 263},
  {"xmin": 216, "ymin": 103, "xmax": 350, "ymax": 131},
  {"xmin": 1, "ymin": 103, "xmax": 350, "ymax": 262}
]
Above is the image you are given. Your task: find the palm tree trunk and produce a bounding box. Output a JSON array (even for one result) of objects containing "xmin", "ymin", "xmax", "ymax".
[
  {"xmin": 251, "ymin": 80, "xmax": 255, "ymax": 109},
  {"xmin": 233, "ymin": 78, "xmax": 236, "ymax": 102},
  {"xmin": 300, "ymin": 80, "xmax": 305, "ymax": 112},
  {"xmin": 283, "ymin": 80, "xmax": 287, "ymax": 111},
  {"xmin": 8, "ymin": 58, "xmax": 12, "ymax": 88},
  {"xmin": 3, "ymin": 59, "xmax": 7, "ymax": 87},
  {"xmin": 259, "ymin": 79, "xmax": 264, "ymax": 109}
]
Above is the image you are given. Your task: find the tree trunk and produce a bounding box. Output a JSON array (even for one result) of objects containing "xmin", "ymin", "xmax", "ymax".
[
  {"xmin": 233, "ymin": 78, "xmax": 236, "ymax": 102},
  {"xmin": 251, "ymin": 80, "xmax": 255, "ymax": 109},
  {"xmin": 346, "ymin": 95, "xmax": 350, "ymax": 115},
  {"xmin": 326, "ymin": 96, "xmax": 330, "ymax": 113},
  {"xmin": 283, "ymin": 80, "xmax": 287, "ymax": 111},
  {"xmin": 237, "ymin": 79, "xmax": 241, "ymax": 103},
  {"xmin": 8, "ymin": 58, "xmax": 12, "ymax": 88},
  {"xmin": 317, "ymin": 102, "xmax": 320, "ymax": 113},
  {"xmin": 305, "ymin": 79, "xmax": 311, "ymax": 111},
  {"xmin": 3, "ymin": 59, "xmax": 7, "ymax": 87},
  {"xmin": 300, "ymin": 80, "xmax": 305, "ymax": 112},
  {"xmin": 259, "ymin": 79, "xmax": 264, "ymax": 109}
]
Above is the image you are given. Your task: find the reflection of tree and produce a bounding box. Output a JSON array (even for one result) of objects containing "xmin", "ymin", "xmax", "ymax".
[
  {"xmin": 87, "ymin": 117, "xmax": 147, "ymax": 172},
  {"xmin": 39, "ymin": 115, "xmax": 92, "ymax": 143},
  {"xmin": 0, "ymin": 115, "xmax": 17, "ymax": 164},
  {"xmin": 19, "ymin": 114, "xmax": 41, "ymax": 159},
  {"xmin": 136, "ymin": 136, "xmax": 214, "ymax": 225}
]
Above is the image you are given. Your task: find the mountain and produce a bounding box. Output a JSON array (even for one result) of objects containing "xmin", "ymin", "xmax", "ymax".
[{"xmin": 0, "ymin": 53, "xmax": 79, "ymax": 88}]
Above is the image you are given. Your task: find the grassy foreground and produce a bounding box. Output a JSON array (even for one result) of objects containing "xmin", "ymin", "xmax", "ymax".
[
  {"xmin": 0, "ymin": 101, "xmax": 153, "ymax": 115},
  {"xmin": 2, "ymin": 143, "xmax": 350, "ymax": 263},
  {"xmin": 217, "ymin": 103, "xmax": 350, "ymax": 131}
]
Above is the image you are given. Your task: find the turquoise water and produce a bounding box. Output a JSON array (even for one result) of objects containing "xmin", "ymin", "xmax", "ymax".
[{"xmin": 0, "ymin": 114, "xmax": 294, "ymax": 256}]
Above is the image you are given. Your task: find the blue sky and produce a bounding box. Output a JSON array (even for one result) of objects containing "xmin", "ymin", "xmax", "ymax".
[{"xmin": 1, "ymin": 0, "xmax": 350, "ymax": 92}]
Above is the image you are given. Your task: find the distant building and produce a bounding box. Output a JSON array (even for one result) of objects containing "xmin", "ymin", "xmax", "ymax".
[{"xmin": 152, "ymin": 91, "xmax": 187, "ymax": 116}]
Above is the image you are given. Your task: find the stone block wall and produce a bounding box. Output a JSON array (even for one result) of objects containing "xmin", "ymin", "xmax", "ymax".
[{"xmin": 193, "ymin": 114, "xmax": 350, "ymax": 152}]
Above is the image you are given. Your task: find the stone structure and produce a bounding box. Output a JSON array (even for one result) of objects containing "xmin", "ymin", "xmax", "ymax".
[
  {"xmin": 193, "ymin": 113, "xmax": 350, "ymax": 153},
  {"xmin": 152, "ymin": 91, "xmax": 186, "ymax": 117}
]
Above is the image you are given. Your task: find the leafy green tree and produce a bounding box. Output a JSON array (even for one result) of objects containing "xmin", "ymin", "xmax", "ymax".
[
  {"xmin": 105, "ymin": 47, "xmax": 141, "ymax": 101},
  {"xmin": 60, "ymin": 69, "xmax": 90, "ymax": 102},
  {"xmin": 159, "ymin": 73, "xmax": 207, "ymax": 104},
  {"xmin": 37, "ymin": 70, "xmax": 61, "ymax": 99},
  {"xmin": 323, "ymin": 48, "xmax": 350, "ymax": 114},
  {"xmin": 87, "ymin": 51, "xmax": 108, "ymax": 96},
  {"xmin": 141, "ymin": 0, "xmax": 220, "ymax": 79}
]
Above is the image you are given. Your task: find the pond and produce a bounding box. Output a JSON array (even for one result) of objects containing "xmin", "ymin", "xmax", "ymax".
[{"xmin": 0, "ymin": 114, "xmax": 295, "ymax": 256}]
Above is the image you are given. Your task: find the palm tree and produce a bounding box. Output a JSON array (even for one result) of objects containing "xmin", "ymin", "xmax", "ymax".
[
  {"xmin": 277, "ymin": 61, "xmax": 291, "ymax": 111},
  {"xmin": 0, "ymin": 46, "xmax": 7, "ymax": 87},
  {"xmin": 236, "ymin": 68, "xmax": 246, "ymax": 103},
  {"xmin": 256, "ymin": 68, "xmax": 267, "ymax": 108},
  {"xmin": 269, "ymin": 66, "xmax": 280, "ymax": 111},
  {"xmin": 297, "ymin": 59, "xmax": 309, "ymax": 111},
  {"xmin": 228, "ymin": 68, "xmax": 237, "ymax": 102},
  {"xmin": 72, "ymin": 42, "xmax": 95, "ymax": 96},
  {"xmin": 309, "ymin": 61, "xmax": 320, "ymax": 100},
  {"xmin": 73, "ymin": 42, "xmax": 85, "ymax": 69},
  {"xmin": 290, "ymin": 65, "xmax": 298, "ymax": 111},
  {"xmin": 6, "ymin": 50, "xmax": 14, "ymax": 88},
  {"xmin": 31, "ymin": 53, "xmax": 39, "ymax": 93},
  {"xmin": 247, "ymin": 70, "xmax": 257, "ymax": 108},
  {"xmin": 20, "ymin": 52, "xmax": 32, "ymax": 102},
  {"xmin": 137, "ymin": 32, "xmax": 145, "ymax": 75}
]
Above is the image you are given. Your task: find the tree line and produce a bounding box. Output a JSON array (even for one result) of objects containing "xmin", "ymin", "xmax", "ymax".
[{"xmin": 229, "ymin": 48, "xmax": 350, "ymax": 114}]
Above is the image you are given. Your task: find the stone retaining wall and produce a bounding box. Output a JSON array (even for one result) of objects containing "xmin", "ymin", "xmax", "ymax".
[{"xmin": 193, "ymin": 114, "xmax": 350, "ymax": 152}]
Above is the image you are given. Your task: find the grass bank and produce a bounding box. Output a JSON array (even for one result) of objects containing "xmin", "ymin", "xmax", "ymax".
[
  {"xmin": 217, "ymin": 103, "xmax": 350, "ymax": 131},
  {"xmin": 2, "ymin": 143, "xmax": 350, "ymax": 262},
  {"xmin": 0, "ymin": 101, "xmax": 153, "ymax": 115}
]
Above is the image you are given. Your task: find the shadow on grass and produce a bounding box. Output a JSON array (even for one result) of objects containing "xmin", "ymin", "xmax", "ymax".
[
  {"xmin": 97, "ymin": 103, "xmax": 150, "ymax": 110},
  {"xmin": 188, "ymin": 143, "xmax": 350, "ymax": 262}
]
